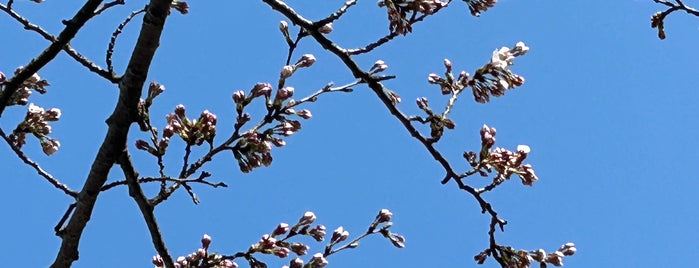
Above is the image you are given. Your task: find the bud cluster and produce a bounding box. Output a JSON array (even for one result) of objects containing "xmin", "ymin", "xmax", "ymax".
[
  {"xmin": 471, "ymin": 42, "xmax": 528, "ymax": 103},
  {"xmin": 234, "ymin": 131, "xmax": 274, "ymax": 173},
  {"xmin": 464, "ymin": 0, "xmax": 497, "ymax": 17},
  {"xmin": 474, "ymin": 242, "xmax": 576, "ymax": 267},
  {"xmin": 153, "ymin": 234, "xmax": 238, "ymax": 268},
  {"xmin": 10, "ymin": 103, "xmax": 61, "ymax": 155},
  {"xmin": 379, "ymin": 0, "xmax": 448, "ymax": 35},
  {"xmin": 3, "ymin": 67, "xmax": 50, "ymax": 106},
  {"xmin": 473, "ymin": 125, "xmax": 538, "ymax": 186}
]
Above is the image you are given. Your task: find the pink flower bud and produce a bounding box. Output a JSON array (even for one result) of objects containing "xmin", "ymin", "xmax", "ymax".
[
  {"xmin": 308, "ymin": 224, "xmax": 326, "ymax": 241},
  {"xmin": 136, "ymin": 140, "xmax": 150, "ymax": 150},
  {"xmin": 201, "ymin": 234, "xmax": 212, "ymax": 249},
  {"xmin": 275, "ymin": 87, "xmax": 294, "ymax": 100},
  {"xmin": 331, "ymin": 226, "xmax": 349, "ymax": 243},
  {"xmin": 295, "ymin": 54, "xmax": 316, "ymax": 68},
  {"xmin": 272, "ymin": 222, "xmax": 290, "ymax": 236},
  {"xmin": 171, "ymin": 1, "xmax": 189, "ymax": 14},
  {"xmin": 289, "ymin": 257, "xmax": 304, "ymax": 268},
  {"xmin": 279, "ymin": 20, "xmax": 289, "ymax": 32},
  {"xmin": 416, "ymin": 97, "xmax": 429, "ymax": 110},
  {"xmin": 232, "ymin": 90, "xmax": 246, "ymax": 104},
  {"xmin": 443, "ymin": 58, "xmax": 452, "ymax": 70},
  {"xmin": 319, "ymin": 23, "xmax": 333, "ymax": 34},
  {"xmin": 251, "ymin": 82, "xmax": 272, "ymax": 98},
  {"xmin": 296, "ymin": 109, "xmax": 312, "ymax": 119},
  {"xmin": 290, "ymin": 243, "xmax": 309, "ymax": 255},
  {"xmin": 274, "ymin": 247, "xmax": 290, "ymax": 258},
  {"xmin": 376, "ymin": 209, "xmax": 393, "ymax": 223},
  {"xmin": 370, "ymin": 60, "xmax": 388, "ymax": 73},
  {"xmin": 310, "ymin": 253, "xmax": 328, "ymax": 267},
  {"xmin": 427, "ymin": 73, "xmax": 441, "ymax": 84},
  {"xmin": 174, "ymin": 104, "xmax": 186, "ymax": 117},
  {"xmin": 152, "ymin": 255, "xmax": 164, "ymax": 266},
  {"xmin": 280, "ymin": 65, "xmax": 295, "ymax": 79},
  {"xmin": 298, "ymin": 211, "xmax": 316, "ymax": 225},
  {"xmin": 197, "ymin": 248, "xmax": 206, "ymax": 258}
]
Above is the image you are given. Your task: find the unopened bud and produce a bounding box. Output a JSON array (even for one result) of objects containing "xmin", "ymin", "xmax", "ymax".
[
  {"xmin": 319, "ymin": 23, "xmax": 333, "ymax": 34},
  {"xmin": 376, "ymin": 208, "xmax": 393, "ymax": 223},
  {"xmin": 174, "ymin": 104, "xmax": 186, "ymax": 117},
  {"xmin": 279, "ymin": 20, "xmax": 289, "ymax": 32},
  {"xmin": 280, "ymin": 65, "xmax": 295, "ymax": 79},
  {"xmin": 443, "ymin": 58, "xmax": 452, "ymax": 71},
  {"xmin": 295, "ymin": 54, "xmax": 316, "ymax": 68},
  {"xmin": 232, "ymin": 90, "xmax": 246, "ymax": 104},
  {"xmin": 201, "ymin": 234, "xmax": 212, "ymax": 249}
]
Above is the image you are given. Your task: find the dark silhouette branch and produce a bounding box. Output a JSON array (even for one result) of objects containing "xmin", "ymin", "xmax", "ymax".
[
  {"xmin": 0, "ymin": 127, "xmax": 78, "ymax": 197},
  {"xmin": 116, "ymin": 150, "xmax": 175, "ymax": 268},
  {"xmin": 50, "ymin": 0, "xmax": 173, "ymax": 267},
  {"xmin": 94, "ymin": 0, "xmax": 125, "ymax": 15},
  {"xmin": 107, "ymin": 8, "xmax": 146, "ymax": 75},
  {"xmin": 0, "ymin": 0, "xmax": 109, "ymax": 117},
  {"xmin": 0, "ymin": 3, "xmax": 119, "ymax": 83}
]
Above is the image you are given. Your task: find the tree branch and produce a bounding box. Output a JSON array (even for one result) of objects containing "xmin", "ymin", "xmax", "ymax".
[
  {"xmin": 0, "ymin": 0, "xmax": 108, "ymax": 116},
  {"xmin": 50, "ymin": 0, "xmax": 173, "ymax": 267},
  {"xmin": 0, "ymin": 127, "xmax": 78, "ymax": 197},
  {"xmin": 116, "ymin": 150, "xmax": 175, "ymax": 268},
  {"xmin": 0, "ymin": 4, "xmax": 118, "ymax": 82}
]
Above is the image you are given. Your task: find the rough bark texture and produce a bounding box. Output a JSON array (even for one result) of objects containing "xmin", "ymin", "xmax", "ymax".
[{"xmin": 50, "ymin": 1, "xmax": 172, "ymax": 267}]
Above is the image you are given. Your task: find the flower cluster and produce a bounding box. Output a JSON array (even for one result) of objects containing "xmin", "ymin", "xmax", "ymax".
[
  {"xmin": 463, "ymin": 0, "xmax": 497, "ymax": 17},
  {"xmin": 414, "ymin": 97, "xmax": 456, "ymax": 141},
  {"xmin": 471, "ymin": 41, "xmax": 528, "ymax": 103},
  {"xmin": 474, "ymin": 242, "xmax": 576, "ymax": 267},
  {"xmin": 135, "ymin": 105, "xmax": 217, "ymax": 155},
  {"xmin": 159, "ymin": 210, "xmax": 401, "ymax": 268},
  {"xmin": 474, "ymin": 124, "xmax": 538, "ymax": 186},
  {"xmin": 10, "ymin": 103, "xmax": 61, "ymax": 155},
  {"xmin": 234, "ymin": 132, "xmax": 274, "ymax": 173},
  {"xmin": 379, "ymin": 0, "xmax": 448, "ymax": 35},
  {"xmin": 153, "ymin": 234, "xmax": 238, "ymax": 268},
  {"xmin": 2, "ymin": 67, "xmax": 50, "ymax": 106}
]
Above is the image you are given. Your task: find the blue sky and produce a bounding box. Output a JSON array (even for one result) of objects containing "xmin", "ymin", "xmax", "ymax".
[{"xmin": 1, "ymin": 0, "xmax": 698, "ymax": 267}]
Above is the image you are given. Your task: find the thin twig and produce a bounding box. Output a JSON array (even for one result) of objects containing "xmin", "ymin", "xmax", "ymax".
[
  {"xmin": 0, "ymin": 3, "xmax": 119, "ymax": 83},
  {"xmin": 94, "ymin": 0, "xmax": 125, "ymax": 15},
  {"xmin": 100, "ymin": 172, "xmax": 227, "ymax": 192},
  {"xmin": 315, "ymin": 0, "xmax": 357, "ymax": 26},
  {"xmin": 0, "ymin": 127, "xmax": 78, "ymax": 197},
  {"xmin": 107, "ymin": 8, "xmax": 146, "ymax": 74},
  {"xmin": 346, "ymin": 2, "xmax": 450, "ymax": 55}
]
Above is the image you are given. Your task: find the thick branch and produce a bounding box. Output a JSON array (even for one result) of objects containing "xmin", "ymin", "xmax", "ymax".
[{"xmin": 50, "ymin": 0, "xmax": 173, "ymax": 267}]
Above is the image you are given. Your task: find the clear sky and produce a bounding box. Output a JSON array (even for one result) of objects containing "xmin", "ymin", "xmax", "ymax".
[{"xmin": 1, "ymin": 0, "xmax": 698, "ymax": 267}]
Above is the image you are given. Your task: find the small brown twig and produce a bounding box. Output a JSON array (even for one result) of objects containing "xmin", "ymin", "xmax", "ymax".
[
  {"xmin": 107, "ymin": 7, "xmax": 146, "ymax": 74},
  {"xmin": 0, "ymin": 3, "xmax": 119, "ymax": 83},
  {"xmin": 0, "ymin": 127, "xmax": 78, "ymax": 197},
  {"xmin": 94, "ymin": 0, "xmax": 125, "ymax": 15}
]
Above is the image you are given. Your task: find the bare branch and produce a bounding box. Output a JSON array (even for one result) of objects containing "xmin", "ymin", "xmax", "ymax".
[
  {"xmin": 0, "ymin": 3, "xmax": 119, "ymax": 83},
  {"xmin": 116, "ymin": 150, "xmax": 175, "ymax": 268},
  {"xmin": 315, "ymin": 0, "xmax": 357, "ymax": 26},
  {"xmin": 107, "ymin": 8, "xmax": 146, "ymax": 75},
  {"xmin": 94, "ymin": 0, "xmax": 125, "ymax": 15},
  {"xmin": 0, "ymin": 127, "xmax": 78, "ymax": 197}
]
